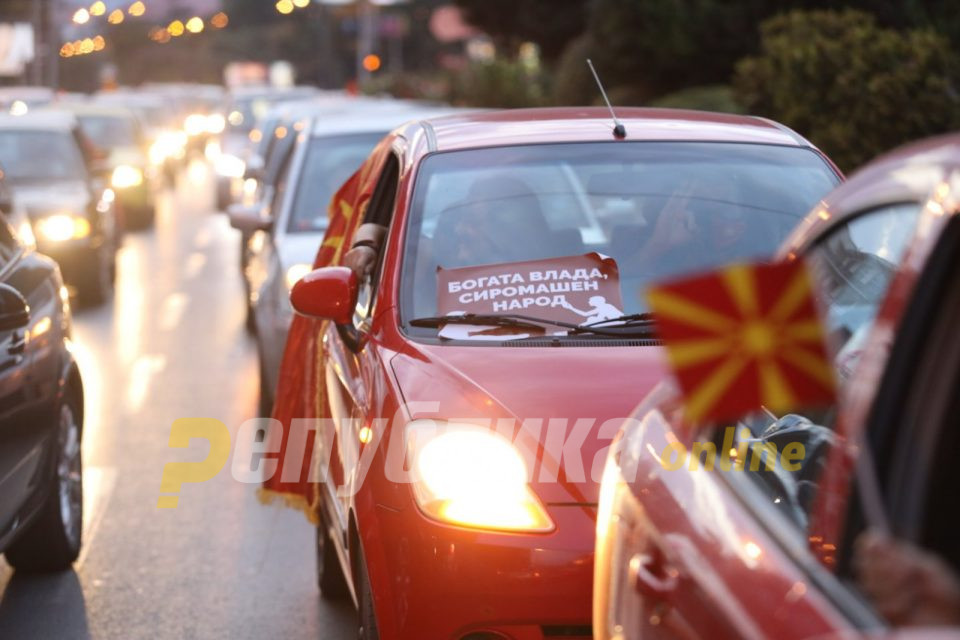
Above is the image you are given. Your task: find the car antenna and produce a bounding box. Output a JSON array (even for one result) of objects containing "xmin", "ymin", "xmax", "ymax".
[{"xmin": 586, "ymin": 58, "xmax": 626, "ymax": 139}]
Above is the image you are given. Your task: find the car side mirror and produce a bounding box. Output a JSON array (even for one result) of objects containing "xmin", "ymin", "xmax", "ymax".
[
  {"xmin": 0, "ymin": 284, "xmax": 29, "ymax": 331},
  {"xmin": 227, "ymin": 203, "xmax": 272, "ymax": 234},
  {"xmin": 290, "ymin": 267, "xmax": 358, "ymax": 325}
]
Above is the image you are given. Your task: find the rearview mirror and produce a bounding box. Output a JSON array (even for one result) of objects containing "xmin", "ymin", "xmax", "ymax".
[
  {"xmin": 290, "ymin": 266, "xmax": 357, "ymax": 325},
  {"xmin": 0, "ymin": 283, "xmax": 29, "ymax": 331},
  {"xmin": 227, "ymin": 203, "xmax": 272, "ymax": 234}
]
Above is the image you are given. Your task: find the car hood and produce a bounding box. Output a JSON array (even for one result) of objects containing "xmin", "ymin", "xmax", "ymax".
[
  {"xmin": 390, "ymin": 341, "xmax": 669, "ymax": 504},
  {"xmin": 11, "ymin": 180, "xmax": 91, "ymax": 216}
]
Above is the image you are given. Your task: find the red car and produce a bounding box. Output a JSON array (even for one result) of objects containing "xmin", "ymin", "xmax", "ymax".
[
  {"xmin": 594, "ymin": 133, "xmax": 960, "ymax": 639},
  {"xmin": 272, "ymin": 107, "xmax": 841, "ymax": 639}
]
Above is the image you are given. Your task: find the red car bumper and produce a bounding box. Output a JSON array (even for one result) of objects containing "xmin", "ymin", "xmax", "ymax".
[{"xmin": 363, "ymin": 502, "xmax": 596, "ymax": 640}]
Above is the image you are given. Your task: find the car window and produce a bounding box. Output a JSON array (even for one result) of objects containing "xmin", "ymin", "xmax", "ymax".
[
  {"xmin": 0, "ymin": 130, "xmax": 87, "ymax": 182},
  {"xmin": 809, "ymin": 203, "xmax": 922, "ymax": 378},
  {"xmin": 713, "ymin": 202, "xmax": 922, "ymax": 536},
  {"xmin": 287, "ymin": 132, "xmax": 385, "ymax": 234},
  {"xmin": 401, "ymin": 141, "xmax": 840, "ymax": 337},
  {"xmin": 78, "ymin": 115, "xmax": 140, "ymax": 149}
]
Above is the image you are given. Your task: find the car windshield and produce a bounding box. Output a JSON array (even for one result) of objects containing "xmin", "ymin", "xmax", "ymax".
[
  {"xmin": 401, "ymin": 141, "xmax": 840, "ymax": 337},
  {"xmin": 0, "ymin": 130, "xmax": 86, "ymax": 182},
  {"xmin": 287, "ymin": 132, "xmax": 385, "ymax": 233},
  {"xmin": 78, "ymin": 115, "xmax": 139, "ymax": 149}
]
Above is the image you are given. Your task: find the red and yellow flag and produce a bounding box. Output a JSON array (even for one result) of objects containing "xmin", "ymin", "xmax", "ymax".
[{"xmin": 646, "ymin": 259, "xmax": 836, "ymax": 425}]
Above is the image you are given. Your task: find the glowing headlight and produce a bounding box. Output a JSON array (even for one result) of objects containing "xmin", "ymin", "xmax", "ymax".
[
  {"xmin": 206, "ymin": 113, "xmax": 226, "ymax": 135},
  {"xmin": 285, "ymin": 263, "xmax": 312, "ymax": 290},
  {"xmin": 406, "ymin": 421, "xmax": 554, "ymax": 532},
  {"xmin": 34, "ymin": 215, "xmax": 91, "ymax": 242},
  {"xmin": 149, "ymin": 131, "xmax": 187, "ymax": 165},
  {"xmin": 15, "ymin": 220, "xmax": 36, "ymax": 247},
  {"xmin": 184, "ymin": 113, "xmax": 208, "ymax": 137},
  {"xmin": 214, "ymin": 153, "xmax": 245, "ymax": 178},
  {"xmin": 111, "ymin": 165, "xmax": 144, "ymax": 189}
]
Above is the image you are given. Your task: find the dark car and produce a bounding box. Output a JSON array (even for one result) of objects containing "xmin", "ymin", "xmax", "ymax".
[
  {"xmin": 0, "ymin": 111, "xmax": 119, "ymax": 306},
  {"xmin": 0, "ymin": 185, "xmax": 85, "ymax": 572}
]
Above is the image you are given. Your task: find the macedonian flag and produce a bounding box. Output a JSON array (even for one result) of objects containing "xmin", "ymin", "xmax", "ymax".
[{"xmin": 646, "ymin": 259, "xmax": 836, "ymax": 425}]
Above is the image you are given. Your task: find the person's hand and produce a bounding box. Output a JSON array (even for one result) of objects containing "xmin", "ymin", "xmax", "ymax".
[
  {"xmin": 854, "ymin": 530, "xmax": 960, "ymax": 627},
  {"xmin": 343, "ymin": 245, "xmax": 377, "ymax": 281}
]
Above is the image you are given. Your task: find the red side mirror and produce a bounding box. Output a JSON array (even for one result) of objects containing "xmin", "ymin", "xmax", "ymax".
[{"xmin": 290, "ymin": 266, "xmax": 358, "ymax": 325}]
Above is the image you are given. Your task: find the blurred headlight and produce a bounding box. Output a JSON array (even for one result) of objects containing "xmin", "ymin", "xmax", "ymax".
[
  {"xmin": 15, "ymin": 220, "xmax": 36, "ymax": 247},
  {"xmin": 184, "ymin": 113, "xmax": 208, "ymax": 137},
  {"xmin": 35, "ymin": 215, "xmax": 91, "ymax": 242},
  {"xmin": 149, "ymin": 131, "xmax": 187, "ymax": 165},
  {"xmin": 406, "ymin": 421, "xmax": 554, "ymax": 533},
  {"xmin": 206, "ymin": 113, "xmax": 226, "ymax": 135},
  {"xmin": 285, "ymin": 263, "xmax": 312, "ymax": 290},
  {"xmin": 112, "ymin": 165, "xmax": 144, "ymax": 189},
  {"xmin": 215, "ymin": 153, "xmax": 245, "ymax": 178}
]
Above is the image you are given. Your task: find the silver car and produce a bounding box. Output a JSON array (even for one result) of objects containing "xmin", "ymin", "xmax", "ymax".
[{"xmin": 232, "ymin": 103, "xmax": 458, "ymax": 415}]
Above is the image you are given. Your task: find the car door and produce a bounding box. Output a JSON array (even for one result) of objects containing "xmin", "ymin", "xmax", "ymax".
[
  {"xmin": 322, "ymin": 150, "xmax": 401, "ymax": 534},
  {"xmin": 248, "ymin": 134, "xmax": 298, "ymax": 324},
  {"xmin": 0, "ymin": 217, "xmax": 61, "ymax": 534},
  {"xmin": 624, "ymin": 200, "xmax": 925, "ymax": 638}
]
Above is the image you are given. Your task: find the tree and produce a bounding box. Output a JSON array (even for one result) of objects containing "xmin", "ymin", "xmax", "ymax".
[
  {"xmin": 734, "ymin": 9, "xmax": 960, "ymax": 171},
  {"xmin": 453, "ymin": 0, "xmax": 589, "ymax": 62}
]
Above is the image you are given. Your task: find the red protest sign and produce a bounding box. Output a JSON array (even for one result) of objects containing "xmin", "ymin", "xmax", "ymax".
[{"xmin": 437, "ymin": 253, "xmax": 623, "ymax": 328}]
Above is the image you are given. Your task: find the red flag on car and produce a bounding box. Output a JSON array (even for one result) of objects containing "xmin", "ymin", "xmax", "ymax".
[{"xmin": 646, "ymin": 259, "xmax": 836, "ymax": 425}]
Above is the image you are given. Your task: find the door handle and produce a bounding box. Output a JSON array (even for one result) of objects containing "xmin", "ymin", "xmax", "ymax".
[{"xmin": 629, "ymin": 552, "xmax": 679, "ymax": 597}]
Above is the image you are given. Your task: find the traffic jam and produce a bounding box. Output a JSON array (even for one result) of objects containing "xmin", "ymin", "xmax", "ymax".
[{"xmin": 0, "ymin": 2, "xmax": 958, "ymax": 639}]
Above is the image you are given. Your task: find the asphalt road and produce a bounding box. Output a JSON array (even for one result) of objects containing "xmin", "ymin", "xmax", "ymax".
[{"xmin": 0, "ymin": 161, "xmax": 355, "ymax": 640}]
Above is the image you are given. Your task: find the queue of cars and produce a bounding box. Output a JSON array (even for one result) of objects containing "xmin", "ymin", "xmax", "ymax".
[{"xmin": 0, "ymin": 78, "xmax": 957, "ymax": 639}]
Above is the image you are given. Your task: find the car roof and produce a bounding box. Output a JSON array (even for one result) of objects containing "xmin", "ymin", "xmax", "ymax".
[
  {"xmin": 410, "ymin": 107, "xmax": 813, "ymax": 153},
  {"xmin": 0, "ymin": 111, "xmax": 78, "ymax": 131},
  {"xmin": 310, "ymin": 103, "xmax": 461, "ymax": 138}
]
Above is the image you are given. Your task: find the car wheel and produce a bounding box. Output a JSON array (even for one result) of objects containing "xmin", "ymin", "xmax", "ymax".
[
  {"xmin": 5, "ymin": 391, "xmax": 83, "ymax": 572},
  {"xmin": 315, "ymin": 513, "xmax": 348, "ymax": 600},
  {"xmin": 356, "ymin": 548, "xmax": 379, "ymax": 640},
  {"xmin": 76, "ymin": 249, "xmax": 112, "ymax": 307}
]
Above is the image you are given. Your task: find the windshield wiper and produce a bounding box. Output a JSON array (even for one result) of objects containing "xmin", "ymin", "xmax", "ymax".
[
  {"xmin": 409, "ymin": 313, "xmax": 568, "ymax": 332},
  {"xmin": 582, "ymin": 312, "xmax": 656, "ymax": 327},
  {"xmin": 409, "ymin": 313, "xmax": 656, "ymax": 338}
]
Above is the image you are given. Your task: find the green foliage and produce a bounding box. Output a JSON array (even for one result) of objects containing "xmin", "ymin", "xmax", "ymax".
[
  {"xmin": 449, "ymin": 58, "xmax": 549, "ymax": 108},
  {"xmin": 734, "ymin": 9, "xmax": 960, "ymax": 171},
  {"xmin": 648, "ymin": 85, "xmax": 745, "ymax": 114}
]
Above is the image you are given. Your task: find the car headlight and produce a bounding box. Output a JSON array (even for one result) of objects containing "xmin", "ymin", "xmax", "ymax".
[
  {"xmin": 34, "ymin": 214, "xmax": 91, "ymax": 242},
  {"xmin": 285, "ymin": 263, "xmax": 312, "ymax": 290},
  {"xmin": 406, "ymin": 420, "xmax": 554, "ymax": 532},
  {"xmin": 15, "ymin": 220, "xmax": 36, "ymax": 247},
  {"xmin": 184, "ymin": 113, "xmax": 208, "ymax": 137},
  {"xmin": 206, "ymin": 113, "xmax": 226, "ymax": 135},
  {"xmin": 214, "ymin": 153, "xmax": 245, "ymax": 179},
  {"xmin": 149, "ymin": 131, "xmax": 187, "ymax": 165},
  {"xmin": 112, "ymin": 165, "xmax": 144, "ymax": 189}
]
